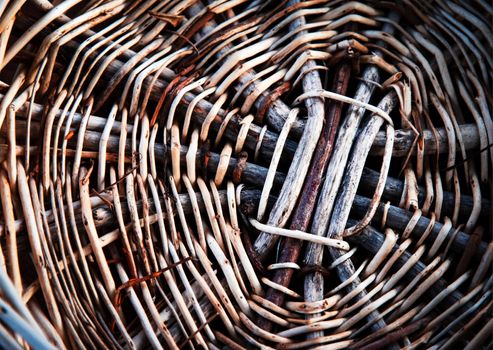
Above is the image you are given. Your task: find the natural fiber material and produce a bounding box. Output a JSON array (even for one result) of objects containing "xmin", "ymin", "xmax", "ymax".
[{"xmin": 0, "ymin": 0, "xmax": 491, "ymax": 349}]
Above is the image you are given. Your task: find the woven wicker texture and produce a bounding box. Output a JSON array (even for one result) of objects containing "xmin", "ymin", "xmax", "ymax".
[{"xmin": 0, "ymin": 0, "xmax": 491, "ymax": 349}]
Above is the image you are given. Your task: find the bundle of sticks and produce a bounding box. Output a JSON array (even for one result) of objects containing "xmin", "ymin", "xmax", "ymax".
[{"xmin": 0, "ymin": 0, "xmax": 491, "ymax": 349}]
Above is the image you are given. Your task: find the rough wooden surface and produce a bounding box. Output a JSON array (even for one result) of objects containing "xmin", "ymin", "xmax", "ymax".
[
  {"xmin": 257, "ymin": 64, "xmax": 351, "ymax": 332},
  {"xmin": 253, "ymin": 0, "xmax": 327, "ymax": 259}
]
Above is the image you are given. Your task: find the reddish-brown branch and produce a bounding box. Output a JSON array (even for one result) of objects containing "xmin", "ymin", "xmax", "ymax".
[
  {"xmin": 257, "ymin": 63, "xmax": 351, "ymax": 331},
  {"xmin": 150, "ymin": 66, "xmax": 195, "ymax": 126},
  {"xmin": 113, "ymin": 257, "xmax": 193, "ymax": 308}
]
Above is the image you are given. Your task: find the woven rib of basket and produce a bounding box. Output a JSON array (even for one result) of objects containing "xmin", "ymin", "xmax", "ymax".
[{"xmin": 0, "ymin": 0, "xmax": 491, "ymax": 349}]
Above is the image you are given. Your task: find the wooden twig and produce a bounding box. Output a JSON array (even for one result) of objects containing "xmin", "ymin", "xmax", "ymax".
[
  {"xmin": 253, "ymin": 0, "xmax": 328, "ymax": 260},
  {"xmin": 303, "ymin": 14, "xmax": 403, "ymax": 344},
  {"xmin": 359, "ymin": 167, "xmax": 491, "ymax": 219},
  {"xmin": 258, "ymin": 64, "xmax": 351, "ymax": 331},
  {"xmin": 7, "ymin": 95, "xmax": 484, "ymax": 162},
  {"xmin": 350, "ymin": 196, "xmax": 488, "ymax": 256},
  {"xmin": 349, "ymin": 317, "xmax": 430, "ymax": 350},
  {"xmin": 370, "ymin": 123, "xmax": 480, "ymax": 157}
]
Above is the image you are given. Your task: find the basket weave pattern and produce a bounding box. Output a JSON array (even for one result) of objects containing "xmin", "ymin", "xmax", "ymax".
[{"xmin": 0, "ymin": 1, "xmax": 491, "ymax": 349}]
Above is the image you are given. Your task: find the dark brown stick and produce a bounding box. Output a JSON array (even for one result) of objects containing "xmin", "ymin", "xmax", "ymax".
[
  {"xmin": 370, "ymin": 124, "xmax": 479, "ymax": 157},
  {"xmin": 350, "ymin": 317, "xmax": 430, "ymax": 350},
  {"xmin": 454, "ymin": 226, "xmax": 483, "ymax": 279},
  {"xmin": 7, "ymin": 97, "xmax": 483, "ymax": 164},
  {"xmin": 350, "ymin": 195, "xmax": 488, "ymax": 256},
  {"xmin": 359, "ymin": 168, "xmax": 490, "ymax": 219},
  {"xmin": 5, "ymin": 122, "xmax": 490, "ymax": 221}
]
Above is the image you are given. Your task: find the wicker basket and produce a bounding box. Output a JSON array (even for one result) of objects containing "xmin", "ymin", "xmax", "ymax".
[{"xmin": 0, "ymin": 0, "xmax": 491, "ymax": 349}]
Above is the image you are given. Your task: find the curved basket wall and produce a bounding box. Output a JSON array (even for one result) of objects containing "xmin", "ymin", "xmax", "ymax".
[{"xmin": 0, "ymin": 1, "xmax": 491, "ymax": 349}]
